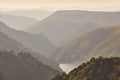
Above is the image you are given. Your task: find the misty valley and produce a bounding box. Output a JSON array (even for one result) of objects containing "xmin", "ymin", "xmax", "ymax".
[{"xmin": 0, "ymin": 9, "xmax": 120, "ymax": 80}]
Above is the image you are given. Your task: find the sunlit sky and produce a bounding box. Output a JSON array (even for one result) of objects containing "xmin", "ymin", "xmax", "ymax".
[{"xmin": 0, "ymin": 0, "xmax": 120, "ymax": 11}]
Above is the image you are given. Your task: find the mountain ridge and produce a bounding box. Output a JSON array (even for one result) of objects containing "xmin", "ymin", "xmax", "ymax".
[
  {"xmin": 26, "ymin": 10, "xmax": 120, "ymax": 46},
  {"xmin": 1, "ymin": 10, "xmax": 54, "ymax": 20},
  {"xmin": 0, "ymin": 21, "xmax": 56, "ymax": 57},
  {"xmin": 0, "ymin": 13, "xmax": 38, "ymax": 30},
  {"xmin": 51, "ymin": 26, "xmax": 120, "ymax": 63},
  {"xmin": 0, "ymin": 22, "xmax": 61, "ymax": 71}
]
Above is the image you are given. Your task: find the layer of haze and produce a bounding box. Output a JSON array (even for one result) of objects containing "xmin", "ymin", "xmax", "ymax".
[{"xmin": 0, "ymin": 0, "xmax": 120, "ymax": 11}]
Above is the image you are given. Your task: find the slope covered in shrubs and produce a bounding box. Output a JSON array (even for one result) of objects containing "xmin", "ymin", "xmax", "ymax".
[{"xmin": 52, "ymin": 57, "xmax": 120, "ymax": 80}]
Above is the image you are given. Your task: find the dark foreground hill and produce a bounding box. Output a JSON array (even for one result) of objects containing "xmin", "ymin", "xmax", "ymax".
[
  {"xmin": 0, "ymin": 50, "xmax": 60, "ymax": 80},
  {"xmin": 52, "ymin": 57, "xmax": 120, "ymax": 80}
]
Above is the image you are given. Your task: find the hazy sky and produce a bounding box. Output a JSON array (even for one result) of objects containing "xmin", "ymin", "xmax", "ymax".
[{"xmin": 0, "ymin": 0, "xmax": 120, "ymax": 11}]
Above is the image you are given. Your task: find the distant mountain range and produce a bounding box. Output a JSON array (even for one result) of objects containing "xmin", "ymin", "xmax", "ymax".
[
  {"xmin": 26, "ymin": 10, "xmax": 120, "ymax": 46},
  {"xmin": 1, "ymin": 10, "xmax": 54, "ymax": 20},
  {"xmin": 0, "ymin": 21, "xmax": 61, "ymax": 71},
  {"xmin": 0, "ymin": 13, "xmax": 38, "ymax": 30},
  {"xmin": 0, "ymin": 32, "xmax": 32, "ymax": 52},
  {"xmin": 52, "ymin": 57, "xmax": 120, "ymax": 80},
  {"xmin": 0, "ymin": 21, "xmax": 56, "ymax": 57},
  {"xmin": 0, "ymin": 10, "xmax": 120, "ymax": 80},
  {"xmin": 0, "ymin": 50, "xmax": 60, "ymax": 80},
  {"xmin": 51, "ymin": 26, "xmax": 120, "ymax": 63}
]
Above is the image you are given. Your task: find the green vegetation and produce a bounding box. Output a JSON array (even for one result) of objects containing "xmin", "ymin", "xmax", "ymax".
[{"xmin": 52, "ymin": 56, "xmax": 120, "ymax": 80}]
